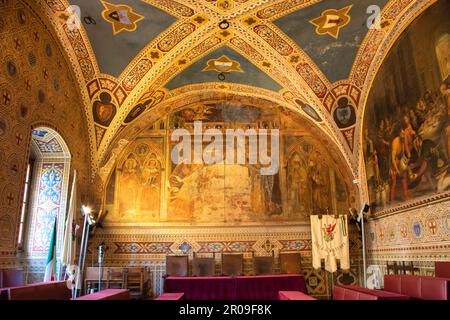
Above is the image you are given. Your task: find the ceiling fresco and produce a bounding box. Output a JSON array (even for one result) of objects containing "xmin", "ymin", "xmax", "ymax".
[
  {"xmin": 68, "ymin": 0, "xmax": 177, "ymax": 76},
  {"xmin": 273, "ymin": 0, "xmax": 389, "ymax": 82},
  {"xmin": 30, "ymin": 0, "xmax": 439, "ymax": 195},
  {"xmin": 165, "ymin": 46, "xmax": 283, "ymax": 92}
]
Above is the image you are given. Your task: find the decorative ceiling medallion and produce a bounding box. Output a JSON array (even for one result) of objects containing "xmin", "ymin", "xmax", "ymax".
[
  {"xmin": 333, "ymin": 97, "xmax": 356, "ymax": 129},
  {"xmin": 217, "ymin": 0, "xmax": 234, "ymax": 11},
  {"xmin": 309, "ymin": 5, "xmax": 353, "ymax": 39},
  {"xmin": 192, "ymin": 14, "xmax": 208, "ymax": 26},
  {"xmin": 93, "ymin": 92, "xmax": 117, "ymax": 127},
  {"xmin": 100, "ymin": 1, "xmax": 144, "ymax": 35},
  {"xmin": 203, "ymin": 55, "xmax": 243, "ymax": 73}
]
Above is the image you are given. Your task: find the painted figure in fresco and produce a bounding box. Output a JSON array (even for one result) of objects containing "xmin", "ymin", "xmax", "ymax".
[
  {"xmin": 287, "ymin": 152, "xmax": 311, "ymax": 216},
  {"xmin": 119, "ymin": 154, "xmax": 140, "ymax": 213},
  {"xmin": 376, "ymin": 119, "xmax": 392, "ymax": 183},
  {"xmin": 364, "ymin": 128, "xmax": 380, "ymax": 202},
  {"xmin": 261, "ymin": 173, "xmax": 282, "ymax": 215},
  {"xmin": 389, "ymin": 123, "xmax": 411, "ymax": 202},
  {"xmin": 139, "ymin": 153, "xmax": 161, "ymax": 213},
  {"xmin": 309, "ymin": 152, "xmax": 329, "ymax": 213},
  {"xmin": 248, "ymin": 165, "xmax": 264, "ymax": 214},
  {"xmin": 441, "ymin": 83, "xmax": 450, "ymax": 158}
]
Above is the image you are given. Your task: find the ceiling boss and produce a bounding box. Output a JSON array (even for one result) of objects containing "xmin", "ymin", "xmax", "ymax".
[
  {"xmin": 100, "ymin": 0, "xmax": 144, "ymax": 35},
  {"xmin": 309, "ymin": 5, "xmax": 353, "ymax": 39}
]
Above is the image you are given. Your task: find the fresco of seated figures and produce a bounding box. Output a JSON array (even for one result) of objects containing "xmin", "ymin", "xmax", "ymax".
[
  {"xmin": 103, "ymin": 103, "xmax": 353, "ymax": 225},
  {"xmin": 363, "ymin": 0, "xmax": 450, "ymax": 212}
]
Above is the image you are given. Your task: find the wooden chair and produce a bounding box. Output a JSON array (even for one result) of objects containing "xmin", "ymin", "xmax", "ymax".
[
  {"xmin": 166, "ymin": 255, "xmax": 189, "ymax": 277},
  {"xmin": 107, "ymin": 267, "xmax": 125, "ymax": 290},
  {"xmin": 84, "ymin": 267, "xmax": 108, "ymax": 295},
  {"xmin": 386, "ymin": 261, "xmax": 399, "ymax": 275},
  {"xmin": 222, "ymin": 253, "xmax": 243, "ymax": 276},
  {"xmin": 279, "ymin": 252, "xmax": 302, "ymax": 274},
  {"xmin": 399, "ymin": 261, "xmax": 420, "ymax": 275},
  {"xmin": 253, "ymin": 251, "xmax": 274, "ymax": 275},
  {"xmin": 124, "ymin": 268, "xmax": 147, "ymax": 299},
  {"xmin": 192, "ymin": 252, "xmax": 216, "ymax": 277}
]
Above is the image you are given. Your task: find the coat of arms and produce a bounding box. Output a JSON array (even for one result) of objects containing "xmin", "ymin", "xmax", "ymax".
[
  {"xmin": 323, "ymin": 223, "xmax": 337, "ymax": 242},
  {"xmin": 100, "ymin": 1, "xmax": 144, "ymax": 35}
]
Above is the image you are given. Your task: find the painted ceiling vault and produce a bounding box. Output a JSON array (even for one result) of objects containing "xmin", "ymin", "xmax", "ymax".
[{"xmin": 30, "ymin": 0, "xmax": 438, "ymax": 195}]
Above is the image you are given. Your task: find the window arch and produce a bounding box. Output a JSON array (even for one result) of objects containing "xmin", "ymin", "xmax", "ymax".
[{"xmin": 21, "ymin": 127, "xmax": 71, "ymax": 278}]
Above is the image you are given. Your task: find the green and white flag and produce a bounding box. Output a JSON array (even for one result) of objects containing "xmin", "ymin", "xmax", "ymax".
[{"xmin": 44, "ymin": 217, "xmax": 57, "ymax": 282}]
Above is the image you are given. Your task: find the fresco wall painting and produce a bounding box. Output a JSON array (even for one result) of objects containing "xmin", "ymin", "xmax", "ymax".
[{"xmin": 363, "ymin": 1, "xmax": 450, "ymax": 213}]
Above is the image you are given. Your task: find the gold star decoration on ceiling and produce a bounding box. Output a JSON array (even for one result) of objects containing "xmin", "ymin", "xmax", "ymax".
[
  {"xmin": 100, "ymin": 0, "xmax": 144, "ymax": 35},
  {"xmin": 203, "ymin": 55, "xmax": 243, "ymax": 73},
  {"xmin": 309, "ymin": 5, "xmax": 353, "ymax": 39}
]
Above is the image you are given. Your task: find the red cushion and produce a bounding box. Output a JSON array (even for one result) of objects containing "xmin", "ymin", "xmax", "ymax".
[
  {"xmin": 337, "ymin": 285, "xmax": 409, "ymax": 300},
  {"xmin": 384, "ymin": 275, "xmax": 402, "ymax": 293},
  {"xmin": 1, "ymin": 269, "xmax": 24, "ymax": 288},
  {"xmin": 420, "ymin": 277, "xmax": 449, "ymax": 300},
  {"xmin": 435, "ymin": 262, "xmax": 450, "ymax": 278},
  {"xmin": 7, "ymin": 281, "xmax": 71, "ymax": 300},
  {"xmin": 384, "ymin": 275, "xmax": 449, "ymax": 300},
  {"xmin": 278, "ymin": 291, "xmax": 316, "ymax": 300},
  {"xmin": 400, "ymin": 275, "xmax": 421, "ymax": 299},
  {"xmin": 333, "ymin": 286, "xmax": 345, "ymax": 300},
  {"xmin": 155, "ymin": 293, "xmax": 185, "ymax": 300},
  {"xmin": 343, "ymin": 288, "xmax": 360, "ymax": 300},
  {"xmin": 0, "ymin": 288, "xmax": 9, "ymax": 300},
  {"xmin": 74, "ymin": 289, "xmax": 130, "ymax": 300},
  {"xmin": 357, "ymin": 292, "xmax": 378, "ymax": 300}
]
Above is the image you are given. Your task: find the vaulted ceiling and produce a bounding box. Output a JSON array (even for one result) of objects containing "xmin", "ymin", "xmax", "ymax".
[{"xmin": 31, "ymin": 0, "xmax": 438, "ymax": 191}]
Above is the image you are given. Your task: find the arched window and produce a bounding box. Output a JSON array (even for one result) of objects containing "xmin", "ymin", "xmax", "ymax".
[{"xmin": 20, "ymin": 127, "xmax": 71, "ymax": 280}]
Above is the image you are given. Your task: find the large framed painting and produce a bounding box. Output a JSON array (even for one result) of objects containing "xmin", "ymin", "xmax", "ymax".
[{"xmin": 363, "ymin": 0, "xmax": 450, "ymax": 213}]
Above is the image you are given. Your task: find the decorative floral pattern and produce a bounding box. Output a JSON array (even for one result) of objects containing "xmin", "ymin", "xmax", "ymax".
[{"xmin": 32, "ymin": 163, "xmax": 64, "ymax": 252}]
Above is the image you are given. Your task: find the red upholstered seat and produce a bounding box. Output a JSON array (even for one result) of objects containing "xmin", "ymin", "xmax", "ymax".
[
  {"xmin": 343, "ymin": 288, "xmax": 359, "ymax": 300},
  {"xmin": 383, "ymin": 275, "xmax": 449, "ymax": 300},
  {"xmin": 333, "ymin": 285, "xmax": 409, "ymax": 300},
  {"xmin": 155, "ymin": 293, "xmax": 185, "ymax": 300},
  {"xmin": 74, "ymin": 289, "xmax": 130, "ymax": 300},
  {"xmin": 333, "ymin": 286, "xmax": 345, "ymax": 300},
  {"xmin": 400, "ymin": 275, "xmax": 421, "ymax": 299},
  {"xmin": 420, "ymin": 277, "xmax": 449, "ymax": 300},
  {"xmin": 0, "ymin": 269, "xmax": 24, "ymax": 288},
  {"xmin": 164, "ymin": 274, "xmax": 307, "ymax": 300},
  {"xmin": 384, "ymin": 275, "xmax": 402, "ymax": 293},
  {"xmin": 435, "ymin": 262, "xmax": 450, "ymax": 278},
  {"xmin": 0, "ymin": 288, "xmax": 9, "ymax": 300},
  {"xmin": 235, "ymin": 274, "xmax": 307, "ymax": 300},
  {"xmin": 5, "ymin": 281, "xmax": 71, "ymax": 300},
  {"xmin": 357, "ymin": 292, "xmax": 379, "ymax": 300},
  {"xmin": 278, "ymin": 291, "xmax": 316, "ymax": 300}
]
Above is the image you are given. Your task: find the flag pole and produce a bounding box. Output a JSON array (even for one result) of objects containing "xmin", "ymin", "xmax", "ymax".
[
  {"xmin": 361, "ymin": 212, "xmax": 367, "ymax": 288},
  {"xmin": 358, "ymin": 204, "xmax": 370, "ymax": 288},
  {"xmin": 74, "ymin": 205, "xmax": 91, "ymax": 297}
]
